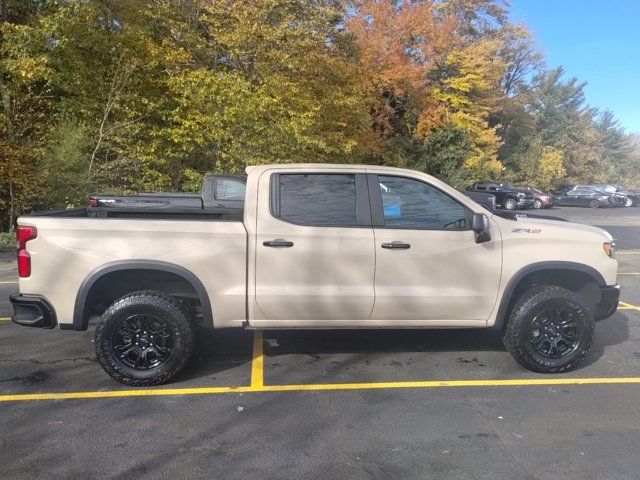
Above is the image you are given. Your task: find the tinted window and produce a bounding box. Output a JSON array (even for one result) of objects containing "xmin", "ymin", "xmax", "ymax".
[
  {"xmin": 278, "ymin": 174, "xmax": 357, "ymax": 226},
  {"xmin": 216, "ymin": 179, "xmax": 246, "ymax": 200},
  {"xmin": 378, "ymin": 176, "xmax": 468, "ymax": 230}
]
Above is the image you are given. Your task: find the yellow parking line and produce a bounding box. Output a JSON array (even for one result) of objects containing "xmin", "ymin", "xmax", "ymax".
[
  {"xmin": 0, "ymin": 317, "xmax": 10, "ymax": 322},
  {"xmin": 619, "ymin": 272, "xmax": 640, "ymax": 275},
  {"xmin": 2, "ymin": 377, "xmax": 640, "ymax": 403},
  {"xmin": 619, "ymin": 301, "xmax": 640, "ymax": 311},
  {"xmin": 617, "ymin": 250, "xmax": 640, "ymax": 254},
  {"xmin": 0, "ymin": 281, "xmax": 18, "ymax": 284},
  {"xmin": 250, "ymin": 330, "xmax": 264, "ymax": 388}
]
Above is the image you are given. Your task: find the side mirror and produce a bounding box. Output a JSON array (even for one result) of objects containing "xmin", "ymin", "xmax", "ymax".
[{"xmin": 472, "ymin": 213, "xmax": 491, "ymax": 244}]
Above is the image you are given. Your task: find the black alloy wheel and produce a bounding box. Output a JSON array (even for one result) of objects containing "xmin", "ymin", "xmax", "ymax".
[
  {"xmin": 111, "ymin": 314, "xmax": 174, "ymax": 370},
  {"xmin": 529, "ymin": 308, "xmax": 580, "ymax": 359}
]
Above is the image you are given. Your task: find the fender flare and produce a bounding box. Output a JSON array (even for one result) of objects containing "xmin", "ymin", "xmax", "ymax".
[
  {"xmin": 492, "ymin": 261, "xmax": 606, "ymax": 330},
  {"xmin": 66, "ymin": 260, "xmax": 213, "ymax": 331}
]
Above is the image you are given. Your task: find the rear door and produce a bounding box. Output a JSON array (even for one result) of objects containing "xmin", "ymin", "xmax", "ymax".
[
  {"xmin": 253, "ymin": 169, "xmax": 375, "ymax": 324},
  {"xmin": 369, "ymin": 173, "xmax": 502, "ymax": 324}
]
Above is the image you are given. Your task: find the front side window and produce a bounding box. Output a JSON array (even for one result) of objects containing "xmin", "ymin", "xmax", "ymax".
[
  {"xmin": 378, "ymin": 176, "xmax": 468, "ymax": 230},
  {"xmin": 277, "ymin": 174, "xmax": 357, "ymax": 226}
]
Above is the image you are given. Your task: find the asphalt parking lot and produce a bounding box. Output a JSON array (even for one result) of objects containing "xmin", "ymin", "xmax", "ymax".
[{"xmin": 1, "ymin": 205, "xmax": 640, "ymax": 479}]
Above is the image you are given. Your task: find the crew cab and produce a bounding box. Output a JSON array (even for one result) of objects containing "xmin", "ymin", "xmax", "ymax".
[{"xmin": 10, "ymin": 164, "xmax": 620, "ymax": 385}]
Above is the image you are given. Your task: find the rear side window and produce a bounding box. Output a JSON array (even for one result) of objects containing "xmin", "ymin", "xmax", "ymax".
[
  {"xmin": 276, "ymin": 174, "xmax": 358, "ymax": 226},
  {"xmin": 216, "ymin": 179, "xmax": 245, "ymax": 200},
  {"xmin": 378, "ymin": 176, "xmax": 468, "ymax": 230}
]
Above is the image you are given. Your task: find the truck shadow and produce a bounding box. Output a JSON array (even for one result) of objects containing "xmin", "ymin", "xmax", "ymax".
[{"xmin": 179, "ymin": 310, "xmax": 629, "ymax": 382}]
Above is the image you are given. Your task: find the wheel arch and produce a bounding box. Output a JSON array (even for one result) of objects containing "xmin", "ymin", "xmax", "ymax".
[
  {"xmin": 493, "ymin": 261, "xmax": 606, "ymax": 330},
  {"xmin": 69, "ymin": 260, "xmax": 213, "ymax": 331}
]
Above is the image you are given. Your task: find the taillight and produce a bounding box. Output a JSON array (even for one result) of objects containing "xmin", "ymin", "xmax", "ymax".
[
  {"xmin": 16, "ymin": 226, "xmax": 37, "ymax": 278},
  {"xmin": 88, "ymin": 197, "xmax": 98, "ymax": 207}
]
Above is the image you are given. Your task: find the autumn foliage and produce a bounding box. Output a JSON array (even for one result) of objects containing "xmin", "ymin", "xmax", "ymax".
[{"xmin": 0, "ymin": 0, "xmax": 638, "ymax": 230}]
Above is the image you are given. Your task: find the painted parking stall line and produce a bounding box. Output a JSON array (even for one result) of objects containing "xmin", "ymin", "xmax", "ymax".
[
  {"xmin": 3, "ymin": 302, "xmax": 640, "ymax": 403},
  {"xmin": 619, "ymin": 301, "xmax": 640, "ymax": 311},
  {"xmin": 250, "ymin": 330, "xmax": 264, "ymax": 388},
  {"xmin": 2, "ymin": 377, "xmax": 640, "ymax": 403}
]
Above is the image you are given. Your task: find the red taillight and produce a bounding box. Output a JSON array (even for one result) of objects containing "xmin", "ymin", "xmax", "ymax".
[{"xmin": 16, "ymin": 226, "xmax": 37, "ymax": 278}]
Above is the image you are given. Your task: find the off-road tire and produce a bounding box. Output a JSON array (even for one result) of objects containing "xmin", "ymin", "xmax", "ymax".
[
  {"xmin": 533, "ymin": 199, "xmax": 543, "ymax": 209},
  {"xmin": 503, "ymin": 286, "xmax": 594, "ymax": 373},
  {"xmin": 504, "ymin": 198, "xmax": 518, "ymax": 210},
  {"xmin": 589, "ymin": 199, "xmax": 600, "ymax": 208},
  {"xmin": 95, "ymin": 290, "xmax": 195, "ymax": 386}
]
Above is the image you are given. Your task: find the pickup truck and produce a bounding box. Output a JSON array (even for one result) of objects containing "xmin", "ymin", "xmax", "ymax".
[
  {"xmin": 10, "ymin": 164, "xmax": 620, "ymax": 386},
  {"xmin": 467, "ymin": 182, "xmax": 535, "ymax": 210}
]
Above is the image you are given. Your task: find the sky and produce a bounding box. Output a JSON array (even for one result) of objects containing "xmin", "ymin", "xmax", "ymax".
[{"xmin": 509, "ymin": 0, "xmax": 640, "ymax": 134}]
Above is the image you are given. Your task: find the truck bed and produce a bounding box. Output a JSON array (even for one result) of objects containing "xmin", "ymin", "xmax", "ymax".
[{"xmin": 17, "ymin": 215, "xmax": 249, "ymax": 329}]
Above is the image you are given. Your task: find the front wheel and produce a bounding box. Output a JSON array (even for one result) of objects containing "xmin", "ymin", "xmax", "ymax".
[
  {"xmin": 95, "ymin": 290, "xmax": 195, "ymax": 386},
  {"xmin": 503, "ymin": 286, "xmax": 594, "ymax": 373},
  {"xmin": 625, "ymin": 197, "xmax": 633, "ymax": 207},
  {"xmin": 533, "ymin": 199, "xmax": 543, "ymax": 209},
  {"xmin": 589, "ymin": 199, "xmax": 600, "ymax": 208}
]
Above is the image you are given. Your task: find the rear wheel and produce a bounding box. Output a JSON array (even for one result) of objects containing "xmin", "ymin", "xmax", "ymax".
[
  {"xmin": 589, "ymin": 199, "xmax": 600, "ymax": 208},
  {"xmin": 625, "ymin": 197, "xmax": 633, "ymax": 207},
  {"xmin": 504, "ymin": 198, "xmax": 518, "ymax": 210},
  {"xmin": 503, "ymin": 286, "xmax": 594, "ymax": 373},
  {"xmin": 95, "ymin": 290, "xmax": 195, "ymax": 386},
  {"xmin": 533, "ymin": 199, "xmax": 543, "ymax": 209}
]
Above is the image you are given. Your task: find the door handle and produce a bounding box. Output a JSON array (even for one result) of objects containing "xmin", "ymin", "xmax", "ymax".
[
  {"xmin": 381, "ymin": 241, "xmax": 411, "ymax": 249},
  {"xmin": 263, "ymin": 239, "xmax": 294, "ymax": 248}
]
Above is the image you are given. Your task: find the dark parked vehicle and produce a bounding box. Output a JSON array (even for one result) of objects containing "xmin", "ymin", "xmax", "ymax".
[
  {"xmin": 575, "ymin": 185, "xmax": 627, "ymax": 207},
  {"xmin": 88, "ymin": 175, "xmax": 246, "ymax": 218},
  {"xmin": 466, "ymin": 182, "xmax": 534, "ymax": 210},
  {"xmin": 593, "ymin": 184, "xmax": 640, "ymax": 207},
  {"xmin": 529, "ymin": 188, "xmax": 555, "ymax": 209},
  {"xmin": 553, "ymin": 185, "xmax": 617, "ymax": 208},
  {"xmin": 461, "ymin": 190, "xmax": 496, "ymax": 211}
]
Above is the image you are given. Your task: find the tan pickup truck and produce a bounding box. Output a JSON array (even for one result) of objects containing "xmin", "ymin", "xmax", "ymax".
[{"xmin": 10, "ymin": 164, "xmax": 620, "ymax": 385}]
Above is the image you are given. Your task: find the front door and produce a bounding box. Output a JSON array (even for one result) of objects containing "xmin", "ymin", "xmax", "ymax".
[
  {"xmin": 254, "ymin": 170, "xmax": 375, "ymax": 324},
  {"xmin": 369, "ymin": 174, "xmax": 502, "ymax": 324}
]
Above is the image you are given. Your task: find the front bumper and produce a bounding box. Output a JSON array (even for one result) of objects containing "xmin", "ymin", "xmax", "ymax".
[
  {"xmin": 594, "ymin": 284, "xmax": 620, "ymax": 321},
  {"xmin": 10, "ymin": 295, "xmax": 57, "ymax": 328}
]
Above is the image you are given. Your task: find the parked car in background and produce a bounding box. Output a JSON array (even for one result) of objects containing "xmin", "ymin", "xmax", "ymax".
[
  {"xmin": 89, "ymin": 175, "xmax": 246, "ymax": 216},
  {"xmin": 466, "ymin": 182, "xmax": 534, "ymax": 210},
  {"xmin": 461, "ymin": 190, "xmax": 496, "ymax": 212},
  {"xmin": 575, "ymin": 185, "xmax": 627, "ymax": 207},
  {"xmin": 553, "ymin": 185, "xmax": 618, "ymax": 208},
  {"xmin": 593, "ymin": 184, "xmax": 640, "ymax": 207},
  {"xmin": 529, "ymin": 188, "xmax": 555, "ymax": 209}
]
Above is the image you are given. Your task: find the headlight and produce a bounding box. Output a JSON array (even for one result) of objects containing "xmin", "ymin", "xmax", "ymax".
[{"xmin": 603, "ymin": 242, "xmax": 616, "ymax": 258}]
